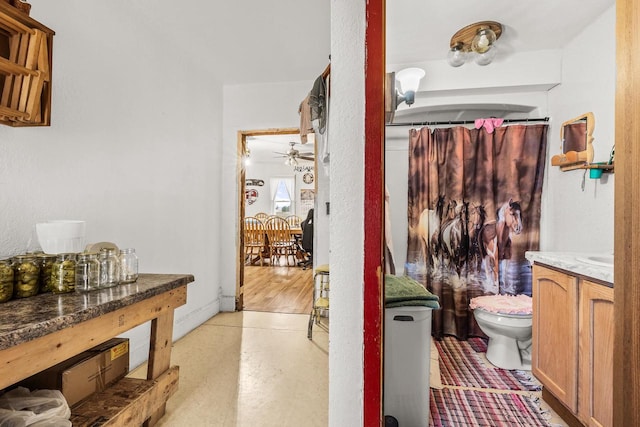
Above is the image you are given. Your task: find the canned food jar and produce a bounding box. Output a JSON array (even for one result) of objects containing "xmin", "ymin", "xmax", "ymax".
[
  {"xmin": 51, "ymin": 253, "xmax": 76, "ymax": 294},
  {"xmin": 36, "ymin": 253, "xmax": 57, "ymax": 293},
  {"xmin": 0, "ymin": 258, "xmax": 14, "ymax": 302},
  {"xmin": 119, "ymin": 248, "xmax": 138, "ymax": 284},
  {"xmin": 13, "ymin": 254, "xmax": 40, "ymax": 298},
  {"xmin": 75, "ymin": 253, "xmax": 100, "ymax": 292},
  {"xmin": 99, "ymin": 248, "xmax": 120, "ymax": 288}
]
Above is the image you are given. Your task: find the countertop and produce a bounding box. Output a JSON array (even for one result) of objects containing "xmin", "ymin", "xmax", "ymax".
[
  {"xmin": 525, "ymin": 251, "xmax": 613, "ymax": 285},
  {"xmin": 0, "ymin": 273, "xmax": 194, "ymax": 350}
]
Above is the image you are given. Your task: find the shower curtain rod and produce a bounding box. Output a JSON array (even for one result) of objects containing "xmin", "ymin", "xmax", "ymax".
[{"xmin": 386, "ymin": 117, "xmax": 550, "ymax": 127}]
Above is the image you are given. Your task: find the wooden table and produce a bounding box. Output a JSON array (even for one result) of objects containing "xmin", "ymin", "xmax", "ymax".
[{"xmin": 0, "ymin": 273, "xmax": 193, "ymax": 426}]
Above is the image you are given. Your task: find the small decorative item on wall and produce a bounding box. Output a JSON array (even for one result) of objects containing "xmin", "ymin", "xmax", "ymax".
[
  {"xmin": 294, "ymin": 165, "xmax": 314, "ymax": 173},
  {"xmin": 245, "ymin": 189, "xmax": 258, "ymax": 205},
  {"xmin": 303, "ymin": 173, "xmax": 314, "ymax": 184},
  {"xmin": 246, "ymin": 179, "xmax": 264, "ymax": 186},
  {"xmin": 300, "ymin": 189, "xmax": 315, "ymax": 213}
]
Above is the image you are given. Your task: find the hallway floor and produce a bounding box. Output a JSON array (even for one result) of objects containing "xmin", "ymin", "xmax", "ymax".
[
  {"xmin": 131, "ymin": 310, "xmax": 567, "ymax": 426},
  {"xmin": 131, "ymin": 311, "xmax": 329, "ymax": 427}
]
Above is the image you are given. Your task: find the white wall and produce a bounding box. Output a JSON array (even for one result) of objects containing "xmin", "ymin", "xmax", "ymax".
[
  {"xmin": 4, "ymin": 1, "xmax": 223, "ymax": 368},
  {"xmin": 244, "ymin": 161, "xmax": 315, "ymax": 219},
  {"xmin": 329, "ymin": 0, "xmax": 366, "ymax": 425},
  {"xmin": 544, "ymin": 5, "xmax": 615, "ymax": 253}
]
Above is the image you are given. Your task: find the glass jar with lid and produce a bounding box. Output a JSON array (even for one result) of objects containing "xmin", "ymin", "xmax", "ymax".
[
  {"xmin": 51, "ymin": 253, "xmax": 77, "ymax": 294},
  {"xmin": 119, "ymin": 248, "xmax": 138, "ymax": 284},
  {"xmin": 13, "ymin": 254, "xmax": 40, "ymax": 298},
  {"xmin": 0, "ymin": 258, "xmax": 14, "ymax": 302},
  {"xmin": 36, "ymin": 253, "xmax": 57, "ymax": 293},
  {"xmin": 75, "ymin": 253, "xmax": 100, "ymax": 292},
  {"xmin": 98, "ymin": 248, "xmax": 120, "ymax": 288}
]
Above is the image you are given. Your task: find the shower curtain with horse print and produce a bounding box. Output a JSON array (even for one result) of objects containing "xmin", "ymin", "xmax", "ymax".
[{"xmin": 405, "ymin": 124, "xmax": 547, "ymax": 339}]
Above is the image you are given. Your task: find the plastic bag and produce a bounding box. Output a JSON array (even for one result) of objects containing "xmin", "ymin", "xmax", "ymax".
[{"xmin": 0, "ymin": 387, "xmax": 71, "ymax": 426}]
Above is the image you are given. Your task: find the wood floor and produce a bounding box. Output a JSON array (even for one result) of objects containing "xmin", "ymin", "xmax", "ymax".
[{"xmin": 243, "ymin": 263, "xmax": 313, "ymax": 314}]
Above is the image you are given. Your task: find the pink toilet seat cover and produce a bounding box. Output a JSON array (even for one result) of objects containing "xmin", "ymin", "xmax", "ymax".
[{"xmin": 470, "ymin": 294, "xmax": 533, "ymax": 315}]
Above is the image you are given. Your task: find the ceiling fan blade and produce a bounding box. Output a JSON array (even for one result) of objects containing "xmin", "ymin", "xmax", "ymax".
[{"xmin": 299, "ymin": 156, "xmax": 315, "ymax": 161}]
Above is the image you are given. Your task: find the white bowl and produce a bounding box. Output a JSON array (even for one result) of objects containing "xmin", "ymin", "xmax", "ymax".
[{"xmin": 36, "ymin": 220, "xmax": 86, "ymax": 254}]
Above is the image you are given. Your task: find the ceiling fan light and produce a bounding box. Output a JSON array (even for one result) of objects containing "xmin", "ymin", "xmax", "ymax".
[{"xmin": 447, "ymin": 44, "xmax": 466, "ymax": 67}]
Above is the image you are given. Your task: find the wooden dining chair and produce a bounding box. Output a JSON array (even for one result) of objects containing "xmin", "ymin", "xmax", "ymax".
[
  {"xmin": 285, "ymin": 215, "xmax": 302, "ymax": 228},
  {"xmin": 254, "ymin": 212, "xmax": 269, "ymax": 222},
  {"xmin": 244, "ymin": 217, "xmax": 268, "ymax": 266},
  {"xmin": 265, "ymin": 216, "xmax": 297, "ymax": 266}
]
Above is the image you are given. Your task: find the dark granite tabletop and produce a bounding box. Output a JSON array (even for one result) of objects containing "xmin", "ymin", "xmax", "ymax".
[{"xmin": 0, "ymin": 273, "xmax": 194, "ymax": 351}]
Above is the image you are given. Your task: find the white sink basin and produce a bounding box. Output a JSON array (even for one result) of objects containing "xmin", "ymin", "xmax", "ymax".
[{"xmin": 576, "ymin": 254, "xmax": 614, "ymax": 268}]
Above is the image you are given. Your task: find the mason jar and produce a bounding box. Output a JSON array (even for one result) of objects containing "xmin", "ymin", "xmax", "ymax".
[
  {"xmin": 75, "ymin": 253, "xmax": 100, "ymax": 292},
  {"xmin": 118, "ymin": 248, "xmax": 138, "ymax": 284},
  {"xmin": 0, "ymin": 258, "xmax": 14, "ymax": 302},
  {"xmin": 13, "ymin": 254, "xmax": 40, "ymax": 298},
  {"xmin": 51, "ymin": 253, "xmax": 77, "ymax": 294},
  {"xmin": 36, "ymin": 253, "xmax": 57, "ymax": 293},
  {"xmin": 99, "ymin": 248, "xmax": 120, "ymax": 288}
]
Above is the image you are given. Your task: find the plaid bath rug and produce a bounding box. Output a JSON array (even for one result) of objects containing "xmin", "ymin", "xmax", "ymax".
[
  {"xmin": 429, "ymin": 388, "xmax": 552, "ymax": 427},
  {"xmin": 435, "ymin": 337, "xmax": 541, "ymax": 391}
]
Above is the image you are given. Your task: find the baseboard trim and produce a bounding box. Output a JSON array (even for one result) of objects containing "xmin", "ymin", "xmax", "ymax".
[{"xmin": 542, "ymin": 388, "xmax": 584, "ymax": 427}]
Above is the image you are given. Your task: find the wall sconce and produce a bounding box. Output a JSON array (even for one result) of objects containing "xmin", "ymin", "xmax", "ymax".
[
  {"xmin": 394, "ymin": 67, "xmax": 425, "ymax": 106},
  {"xmin": 243, "ymin": 146, "xmax": 251, "ymax": 166},
  {"xmin": 447, "ymin": 21, "xmax": 503, "ymax": 67}
]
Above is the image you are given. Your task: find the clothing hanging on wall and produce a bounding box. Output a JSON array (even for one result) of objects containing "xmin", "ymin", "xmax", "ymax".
[
  {"xmin": 299, "ymin": 64, "xmax": 331, "ymax": 175},
  {"xmin": 298, "ymin": 95, "xmax": 313, "ymax": 144}
]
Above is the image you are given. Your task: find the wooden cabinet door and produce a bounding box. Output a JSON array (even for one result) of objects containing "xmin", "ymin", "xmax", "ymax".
[
  {"xmin": 579, "ymin": 280, "xmax": 614, "ymax": 427},
  {"xmin": 532, "ymin": 265, "xmax": 580, "ymax": 413}
]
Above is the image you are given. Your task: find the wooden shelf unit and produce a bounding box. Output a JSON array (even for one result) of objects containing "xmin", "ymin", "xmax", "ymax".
[
  {"xmin": 0, "ymin": 274, "xmax": 192, "ymax": 427},
  {"xmin": 0, "ymin": 2, "xmax": 54, "ymax": 126}
]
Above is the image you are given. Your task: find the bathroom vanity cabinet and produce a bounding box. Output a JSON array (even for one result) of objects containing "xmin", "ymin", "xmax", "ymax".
[{"xmin": 532, "ymin": 264, "xmax": 613, "ymax": 427}]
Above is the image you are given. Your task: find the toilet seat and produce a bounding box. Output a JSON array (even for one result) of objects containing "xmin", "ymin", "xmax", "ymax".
[{"xmin": 470, "ymin": 294, "xmax": 532, "ymax": 316}]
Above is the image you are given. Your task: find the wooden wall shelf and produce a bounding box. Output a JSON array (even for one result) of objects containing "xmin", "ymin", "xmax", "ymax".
[
  {"xmin": 0, "ymin": 2, "xmax": 54, "ymax": 127},
  {"xmin": 560, "ymin": 162, "xmax": 614, "ymax": 173}
]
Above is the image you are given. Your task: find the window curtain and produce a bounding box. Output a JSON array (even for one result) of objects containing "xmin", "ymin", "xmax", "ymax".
[
  {"xmin": 405, "ymin": 124, "xmax": 548, "ymax": 339},
  {"xmin": 269, "ymin": 177, "xmax": 295, "ymax": 213}
]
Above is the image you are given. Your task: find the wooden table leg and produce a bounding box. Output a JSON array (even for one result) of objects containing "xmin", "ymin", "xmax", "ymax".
[{"xmin": 144, "ymin": 310, "xmax": 175, "ymax": 426}]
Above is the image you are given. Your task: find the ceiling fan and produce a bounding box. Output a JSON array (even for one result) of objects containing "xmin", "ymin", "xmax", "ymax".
[{"xmin": 274, "ymin": 141, "xmax": 315, "ymax": 165}]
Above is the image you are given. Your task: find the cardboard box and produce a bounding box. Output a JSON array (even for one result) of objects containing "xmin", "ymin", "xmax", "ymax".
[{"xmin": 20, "ymin": 338, "xmax": 129, "ymax": 407}]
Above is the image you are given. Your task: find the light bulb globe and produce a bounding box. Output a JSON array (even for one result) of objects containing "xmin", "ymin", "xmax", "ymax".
[
  {"xmin": 471, "ymin": 28, "xmax": 497, "ymax": 54},
  {"xmin": 474, "ymin": 46, "xmax": 497, "ymax": 66},
  {"xmin": 447, "ymin": 47, "xmax": 466, "ymax": 67}
]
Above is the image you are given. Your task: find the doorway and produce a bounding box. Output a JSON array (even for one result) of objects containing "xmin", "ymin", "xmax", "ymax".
[{"xmin": 236, "ymin": 128, "xmax": 316, "ymax": 314}]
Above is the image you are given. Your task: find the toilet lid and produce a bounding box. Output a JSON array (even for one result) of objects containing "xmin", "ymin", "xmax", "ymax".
[{"xmin": 470, "ymin": 294, "xmax": 532, "ymax": 315}]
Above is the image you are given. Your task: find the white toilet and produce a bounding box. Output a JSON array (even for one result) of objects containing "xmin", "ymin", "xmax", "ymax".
[{"xmin": 470, "ymin": 294, "xmax": 533, "ymax": 370}]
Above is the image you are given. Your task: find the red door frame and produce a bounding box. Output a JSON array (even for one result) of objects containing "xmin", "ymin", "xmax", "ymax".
[{"xmin": 364, "ymin": 0, "xmax": 385, "ymax": 425}]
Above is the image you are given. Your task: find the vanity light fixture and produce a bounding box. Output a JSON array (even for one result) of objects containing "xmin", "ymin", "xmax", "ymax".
[
  {"xmin": 394, "ymin": 67, "xmax": 425, "ymax": 107},
  {"xmin": 447, "ymin": 21, "xmax": 503, "ymax": 67}
]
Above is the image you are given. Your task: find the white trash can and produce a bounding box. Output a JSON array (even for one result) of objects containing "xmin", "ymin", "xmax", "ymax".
[{"xmin": 384, "ymin": 306, "xmax": 433, "ymax": 427}]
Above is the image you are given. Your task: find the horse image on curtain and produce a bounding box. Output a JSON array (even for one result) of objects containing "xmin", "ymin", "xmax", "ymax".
[{"xmin": 405, "ymin": 125, "xmax": 547, "ymax": 339}]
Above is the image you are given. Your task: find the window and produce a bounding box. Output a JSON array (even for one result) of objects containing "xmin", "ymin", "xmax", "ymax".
[{"xmin": 270, "ymin": 177, "xmax": 295, "ymax": 215}]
